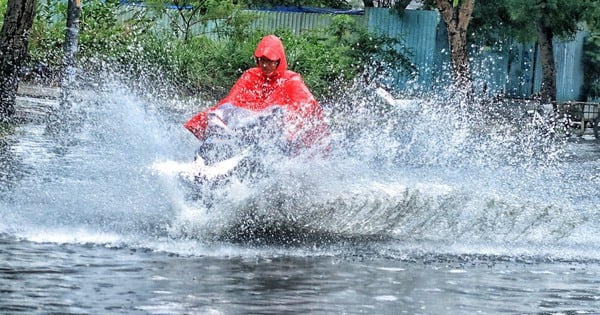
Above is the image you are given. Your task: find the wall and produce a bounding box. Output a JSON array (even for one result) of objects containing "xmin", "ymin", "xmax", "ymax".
[{"xmin": 362, "ymin": 8, "xmax": 587, "ymax": 101}]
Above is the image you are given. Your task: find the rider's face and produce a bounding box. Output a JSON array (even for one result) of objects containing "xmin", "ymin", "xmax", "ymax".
[{"xmin": 257, "ymin": 57, "xmax": 280, "ymax": 76}]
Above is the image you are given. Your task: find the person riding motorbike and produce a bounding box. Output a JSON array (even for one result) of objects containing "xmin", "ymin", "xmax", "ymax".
[{"xmin": 184, "ymin": 35, "xmax": 329, "ymax": 157}]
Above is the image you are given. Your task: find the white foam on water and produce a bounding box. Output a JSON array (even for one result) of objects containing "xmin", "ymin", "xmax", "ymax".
[{"xmin": 1, "ymin": 79, "xmax": 599, "ymax": 261}]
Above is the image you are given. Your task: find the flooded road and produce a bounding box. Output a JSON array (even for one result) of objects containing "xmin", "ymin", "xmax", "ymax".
[
  {"xmin": 1, "ymin": 84, "xmax": 599, "ymax": 314},
  {"xmin": 2, "ymin": 235, "xmax": 600, "ymax": 314}
]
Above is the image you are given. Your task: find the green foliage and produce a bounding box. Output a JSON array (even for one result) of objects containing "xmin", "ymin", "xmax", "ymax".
[
  {"xmin": 27, "ymin": 0, "xmax": 155, "ymax": 83},
  {"xmin": 503, "ymin": 0, "xmax": 589, "ymax": 42},
  {"xmin": 581, "ymin": 2, "xmax": 600, "ymax": 99},
  {"xmin": 0, "ymin": 0, "xmax": 6, "ymax": 28},
  {"xmin": 285, "ymin": 15, "xmax": 415, "ymax": 97},
  {"xmin": 27, "ymin": 1, "xmax": 68, "ymax": 82},
  {"xmin": 468, "ymin": 1, "xmax": 512, "ymax": 48},
  {"xmin": 126, "ymin": 31, "xmax": 261, "ymax": 97},
  {"xmin": 280, "ymin": 29, "xmax": 352, "ymax": 96},
  {"xmin": 583, "ymin": 32, "xmax": 600, "ymax": 98},
  {"xmin": 79, "ymin": 0, "xmax": 155, "ymax": 61},
  {"xmin": 124, "ymin": 16, "xmax": 416, "ymax": 99},
  {"xmin": 245, "ymin": 0, "xmax": 351, "ymax": 9},
  {"xmin": 497, "ymin": 0, "xmax": 599, "ymax": 99},
  {"xmin": 143, "ymin": 0, "xmax": 245, "ymax": 40},
  {"xmin": 434, "ymin": 1, "xmax": 599, "ymax": 49},
  {"xmin": 23, "ymin": 2, "xmax": 415, "ymax": 101}
]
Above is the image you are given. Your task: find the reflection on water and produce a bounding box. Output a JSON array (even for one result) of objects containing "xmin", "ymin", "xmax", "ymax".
[
  {"xmin": 2, "ymin": 235, "xmax": 600, "ymax": 315},
  {"xmin": 0, "ymin": 81, "xmax": 599, "ymax": 313}
]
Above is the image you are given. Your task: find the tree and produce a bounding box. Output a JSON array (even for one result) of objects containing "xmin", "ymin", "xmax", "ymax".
[
  {"xmin": 422, "ymin": 0, "xmax": 597, "ymax": 102},
  {"xmin": 61, "ymin": 0, "xmax": 81, "ymax": 110},
  {"xmin": 504, "ymin": 0, "xmax": 595, "ymax": 103},
  {"xmin": 431, "ymin": 0, "xmax": 474, "ymax": 93},
  {"xmin": 421, "ymin": 0, "xmax": 475, "ymax": 93},
  {"xmin": 0, "ymin": 0, "xmax": 36, "ymax": 122}
]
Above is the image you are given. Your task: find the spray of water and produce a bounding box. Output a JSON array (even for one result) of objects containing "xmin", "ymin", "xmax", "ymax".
[
  {"xmin": 1, "ymin": 74, "xmax": 598, "ymax": 258},
  {"xmin": 160, "ymin": 78, "xmax": 593, "ymax": 249}
]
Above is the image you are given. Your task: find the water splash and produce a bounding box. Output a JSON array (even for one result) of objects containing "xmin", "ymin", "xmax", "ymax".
[
  {"xmin": 160, "ymin": 81, "xmax": 594, "ymax": 248},
  {"xmin": 1, "ymin": 77, "xmax": 599, "ymax": 259}
]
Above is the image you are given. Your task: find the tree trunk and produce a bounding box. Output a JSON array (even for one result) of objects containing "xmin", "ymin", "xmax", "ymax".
[
  {"xmin": 536, "ymin": 24, "xmax": 556, "ymax": 104},
  {"xmin": 0, "ymin": 0, "xmax": 36, "ymax": 123},
  {"xmin": 434, "ymin": 0, "xmax": 475, "ymax": 92},
  {"xmin": 61, "ymin": 0, "xmax": 81, "ymax": 110}
]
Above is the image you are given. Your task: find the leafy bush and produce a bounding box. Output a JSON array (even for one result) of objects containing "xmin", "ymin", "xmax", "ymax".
[
  {"xmin": 0, "ymin": 0, "xmax": 6, "ymax": 26},
  {"xmin": 280, "ymin": 15, "xmax": 416, "ymax": 98},
  {"xmin": 23, "ymin": 2, "xmax": 416, "ymax": 101},
  {"xmin": 26, "ymin": 1, "xmax": 69, "ymax": 83},
  {"xmin": 26, "ymin": 0, "xmax": 153, "ymax": 84},
  {"xmin": 127, "ymin": 32, "xmax": 261, "ymax": 98}
]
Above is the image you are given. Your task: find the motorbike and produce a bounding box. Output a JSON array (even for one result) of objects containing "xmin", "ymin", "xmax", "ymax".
[{"xmin": 190, "ymin": 103, "xmax": 289, "ymax": 185}]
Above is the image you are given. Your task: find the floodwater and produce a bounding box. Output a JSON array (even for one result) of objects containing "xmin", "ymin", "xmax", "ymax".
[{"xmin": 1, "ymin": 83, "xmax": 600, "ymax": 314}]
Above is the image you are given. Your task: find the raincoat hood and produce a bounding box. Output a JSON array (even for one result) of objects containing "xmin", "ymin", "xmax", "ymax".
[
  {"xmin": 185, "ymin": 34, "xmax": 329, "ymax": 151},
  {"xmin": 254, "ymin": 35, "xmax": 288, "ymax": 77}
]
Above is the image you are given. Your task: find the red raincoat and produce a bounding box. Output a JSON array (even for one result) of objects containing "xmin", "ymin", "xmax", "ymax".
[{"xmin": 184, "ymin": 35, "xmax": 329, "ymax": 152}]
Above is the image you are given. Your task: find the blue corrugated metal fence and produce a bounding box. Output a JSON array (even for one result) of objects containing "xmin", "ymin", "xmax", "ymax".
[
  {"xmin": 251, "ymin": 7, "xmax": 587, "ymax": 101},
  {"xmin": 126, "ymin": 4, "xmax": 587, "ymax": 101}
]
